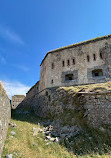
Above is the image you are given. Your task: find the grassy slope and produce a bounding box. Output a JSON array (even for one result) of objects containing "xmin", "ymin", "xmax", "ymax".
[
  {"xmin": 2, "ymin": 112, "xmax": 75, "ymax": 158},
  {"xmin": 60, "ymin": 81, "xmax": 111, "ymax": 93},
  {"xmin": 2, "ymin": 111, "xmax": 111, "ymax": 158}
]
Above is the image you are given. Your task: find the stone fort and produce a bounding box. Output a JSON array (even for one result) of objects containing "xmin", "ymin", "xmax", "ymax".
[
  {"xmin": 1, "ymin": 35, "xmax": 111, "ymax": 157},
  {"xmin": 20, "ymin": 34, "xmax": 111, "ymax": 127},
  {"xmin": 39, "ymin": 35, "xmax": 111, "ymax": 94}
]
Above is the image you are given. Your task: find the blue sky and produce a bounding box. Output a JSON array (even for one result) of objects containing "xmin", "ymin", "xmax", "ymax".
[{"xmin": 0, "ymin": 0, "xmax": 111, "ymax": 98}]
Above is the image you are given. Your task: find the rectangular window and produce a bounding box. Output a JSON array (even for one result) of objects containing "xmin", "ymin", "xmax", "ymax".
[
  {"xmin": 92, "ymin": 69, "xmax": 103, "ymax": 77},
  {"xmin": 87, "ymin": 55, "xmax": 90, "ymax": 62},
  {"xmin": 93, "ymin": 54, "xmax": 96, "ymax": 61},
  {"xmin": 100, "ymin": 53, "xmax": 103, "ymax": 59},
  {"xmin": 65, "ymin": 74, "xmax": 73, "ymax": 81},
  {"xmin": 67, "ymin": 59, "xmax": 70, "ymax": 66},
  {"xmin": 51, "ymin": 79, "xmax": 53, "ymax": 84},
  {"xmin": 72, "ymin": 58, "xmax": 75, "ymax": 65},
  {"xmin": 52, "ymin": 63, "xmax": 54, "ymax": 69},
  {"xmin": 62, "ymin": 60, "xmax": 65, "ymax": 67}
]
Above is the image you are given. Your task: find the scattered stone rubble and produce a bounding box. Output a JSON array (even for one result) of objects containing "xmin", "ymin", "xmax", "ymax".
[
  {"xmin": 32, "ymin": 119, "xmax": 81, "ymax": 145},
  {"xmin": 9, "ymin": 122, "xmax": 17, "ymax": 128},
  {"xmin": 5, "ymin": 154, "xmax": 13, "ymax": 158}
]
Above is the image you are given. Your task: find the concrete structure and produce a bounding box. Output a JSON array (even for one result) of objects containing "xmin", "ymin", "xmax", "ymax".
[
  {"xmin": 0, "ymin": 81, "xmax": 11, "ymax": 157},
  {"xmin": 11, "ymin": 95, "xmax": 25, "ymax": 109},
  {"xmin": 39, "ymin": 35, "xmax": 111, "ymax": 93}
]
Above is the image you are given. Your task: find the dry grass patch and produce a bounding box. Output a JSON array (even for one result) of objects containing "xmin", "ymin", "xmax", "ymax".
[
  {"xmin": 2, "ymin": 111, "xmax": 111, "ymax": 158},
  {"xmin": 60, "ymin": 81, "xmax": 111, "ymax": 93},
  {"xmin": 2, "ymin": 113, "xmax": 75, "ymax": 158}
]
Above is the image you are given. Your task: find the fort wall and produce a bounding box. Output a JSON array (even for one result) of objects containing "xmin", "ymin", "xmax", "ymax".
[
  {"xmin": 11, "ymin": 95, "xmax": 25, "ymax": 109},
  {"xmin": 17, "ymin": 81, "xmax": 39, "ymax": 111},
  {"xmin": 17, "ymin": 35, "xmax": 111, "ymax": 130},
  {"xmin": 34, "ymin": 87, "xmax": 111, "ymax": 127},
  {"xmin": 39, "ymin": 36, "xmax": 111, "ymax": 92},
  {"xmin": 0, "ymin": 82, "xmax": 11, "ymax": 157}
]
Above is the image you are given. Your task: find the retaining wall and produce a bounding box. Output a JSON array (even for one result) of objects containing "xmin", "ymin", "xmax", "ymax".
[{"xmin": 0, "ymin": 82, "xmax": 11, "ymax": 157}]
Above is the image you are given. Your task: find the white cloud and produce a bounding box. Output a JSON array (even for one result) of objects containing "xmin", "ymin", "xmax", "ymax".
[
  {"xmin": 0, "ymin": 25, "xmax": 25, "ymax": 45},
  {"xmin": 1, "ymin": 80, "xmax": 30, "ymax": 99},
  {"xmin": 0, "ymin": 54, "xmax": 6, "ymax": 65}
]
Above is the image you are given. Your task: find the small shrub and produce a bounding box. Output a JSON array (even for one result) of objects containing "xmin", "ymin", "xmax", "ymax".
[{"xmin": 45, "ymin": 91, "xmax": 48, "ymax": 96}]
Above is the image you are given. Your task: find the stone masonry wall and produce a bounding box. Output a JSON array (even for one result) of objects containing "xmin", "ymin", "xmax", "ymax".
[
  {"xmin": 17, "ymin": 82, "xmax": 39, "ymax": 111},
  {"xmin": 0, "ymin": 82, "xmax": 11, "ymax": 157},
  {"xmin": 11, "ymin": 95, "xmax": 25, "ymax": 109},
  {"xmin": 32, "ymin": 87, "xmax": 111, "ymax": 128}
]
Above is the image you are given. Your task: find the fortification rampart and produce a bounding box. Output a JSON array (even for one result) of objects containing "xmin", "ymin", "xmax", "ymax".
[
  {"xmin": 17, "ymin": 81, "xmax": 39, "ymax": 111},
  {"xmin": 39, "ymin": 35, "xmax": 111, "ymax": 92},
  {"xmin": 19, "ymin": 82, "xmax": 111, "ymax": 128},
  {"xmin": 0, "ymin": 82, "xmax": 11, "ymax": 157}
]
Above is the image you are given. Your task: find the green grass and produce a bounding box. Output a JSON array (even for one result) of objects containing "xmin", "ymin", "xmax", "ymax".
[
  {"xmin": 2, "ymin": 111, "xmax": 75, "ymax": 158},
  {"xmin": 2, "ymin": 111, "xmax": 111, "ymax": 158}
]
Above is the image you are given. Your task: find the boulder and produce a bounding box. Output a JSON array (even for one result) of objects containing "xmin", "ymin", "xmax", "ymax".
[{"xmin": 10, "ymin": 131, "xmax": 16, "ymax": 136}]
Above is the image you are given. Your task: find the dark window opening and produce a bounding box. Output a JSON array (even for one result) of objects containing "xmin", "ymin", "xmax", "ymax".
[
  {"xmin": 67, "ymin": 59, "xmax": 70, "ymax": 66},
  {"xmin": 51, "ymin": 79, "xmax": 53, "ymax": 84},
  {"xmin": 72, "ymin": 58, "xmax": 75, "ymax": 65},
  {"xmin": 93, "ymin": 54, "xmax": 96, "ymax": 61},
  {"xmin": 62, "ymin": 60, "xmax": 65, "ymax": 67},
  {"xmin": 92, "ymin": 69, "xmax": 103, "ymax": 77},
  {"xmin": 100, "ymin": 52, "xmax": 103, "ymax": 59},
  {"xmin": 65, "ymin": 74, "xmax": 74, "ymax": 81},
  {"xmin": 87, "ymin": 55, "xmax": 90, "ymax": 62},
  {"xmin": 52, "ymin": 63, "xmax": 54, "ymax": 69}
]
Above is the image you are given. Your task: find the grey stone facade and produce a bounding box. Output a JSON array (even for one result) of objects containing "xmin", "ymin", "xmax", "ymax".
[
  {"xmin": 18, "ymin": 35, "xmax": 111, "ymax": 131},
  {"xmin": 11, "ymin": 95, "xmax": 25, "ymax": 109},
  {"xmin": 61, "ymin": 70, "xmax": 78, "ymax": 84},
  {"xmin": 39, "ymin": 35, "xmax": 111, "ymax": 93},
  {"xmin": 0, "ymin": 81, "xmax": 11, "ymax": 157},
  {"xmin": 87, "ymin": 64, "xmax": 109, "ymax": 83}
]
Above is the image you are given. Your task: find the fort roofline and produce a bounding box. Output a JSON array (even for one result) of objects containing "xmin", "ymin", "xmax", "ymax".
[
  {"xmin": 40, "ymin": 34, "xmax": 111, "ymax": 66},
  {"xmin": 13, "ymin": 95, "xmax": 25, "ymax": 97}
]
